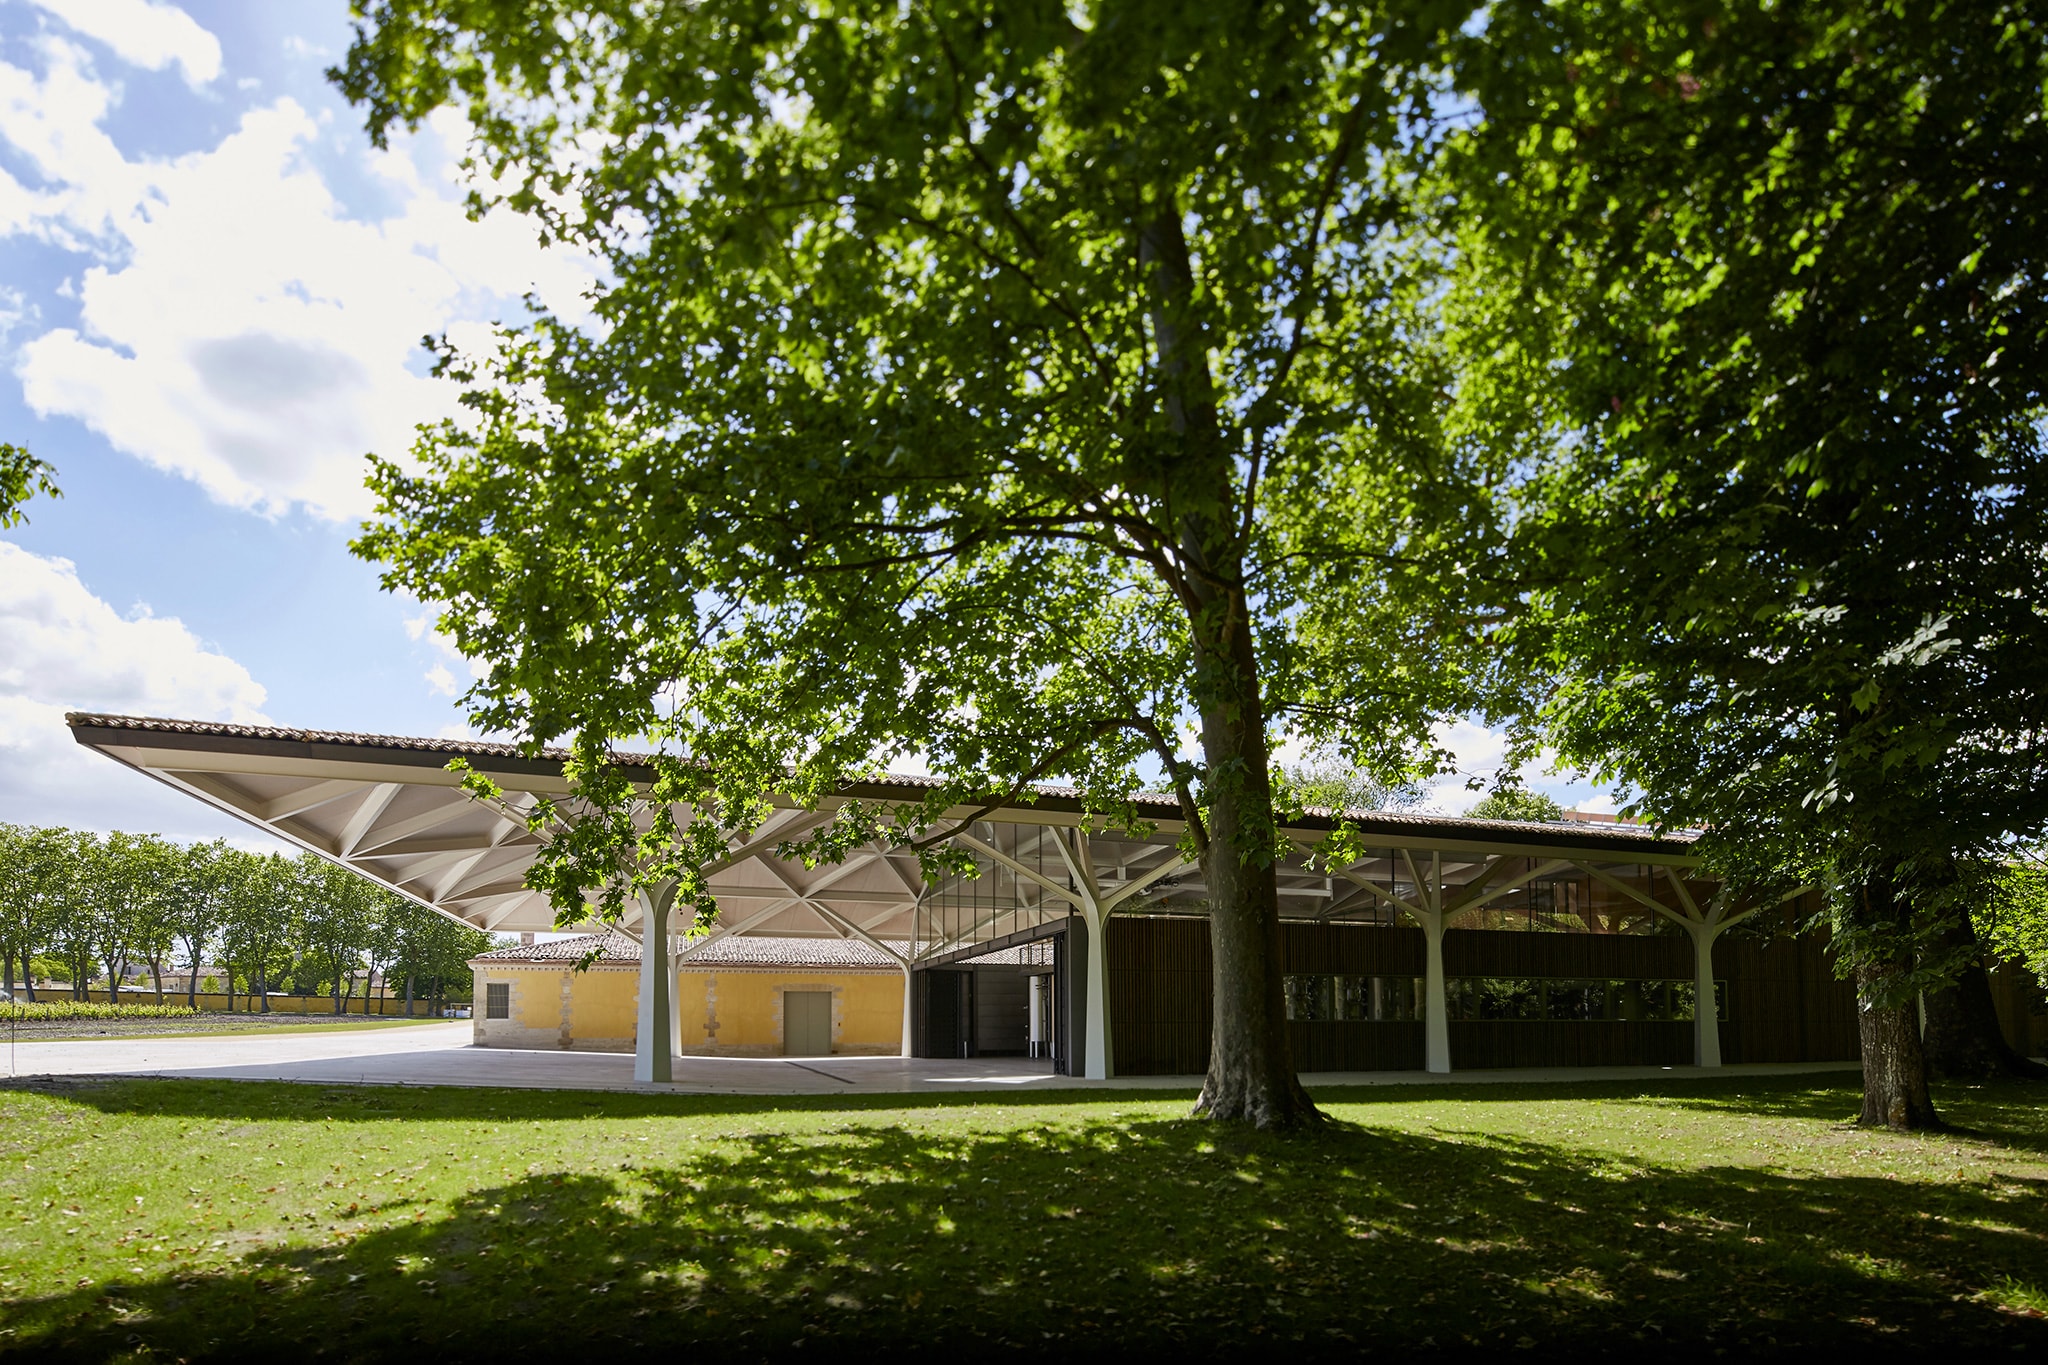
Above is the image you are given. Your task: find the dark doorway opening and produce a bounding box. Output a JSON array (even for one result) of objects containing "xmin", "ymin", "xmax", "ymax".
[{"xmin": 912, "ymin": 920, "xmax": 1073, "ymax": 1073}]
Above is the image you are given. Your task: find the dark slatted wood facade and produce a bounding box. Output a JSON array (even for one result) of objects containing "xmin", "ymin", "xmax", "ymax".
[
  {"xmin": 1442, "ymin": 928, "xmax": 1691, "ymax": 978},
  {"xmin": 1107, "ymin": 915, "xmax": 1213, "ymax": 1076},
  {"xmin": 1713, "ymin": 916, "xmax": 1861, "ymax": 1063},
  {"xmin": 1109, "ymin": 913, "xmax": 1861, "ymax": 1076}
]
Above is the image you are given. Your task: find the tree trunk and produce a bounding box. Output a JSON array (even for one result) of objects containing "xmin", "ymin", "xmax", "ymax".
[
  {"xmin": 1857, "ymin": 951, "xmax": 1941, "ymax": 1129},
  {"xmin": 151, "ymin": 959, "xmax": 165, "ymax": 1006},
  {"xmin": 186, "ymin": 940, "xmax": 200, "ymax": 1010},
  {"xmin": 4, "ymin": 948, "xmax": 13, "ymax": 999},
  {"xmin": 1138, "ymin": 196, "xmax": 1317, "ymax": 1129},
  {"xmin": 1191, "ymin": 608, "xmax": 1318, "ymax": 1128},
  {"xmin": 405, "ymin": 973, "xmax": 415, "ymax": 1018},
  {"xmin": 22, "ymin": 952, "xmax": 34, "ymax": 1003},
  {"xmin": 1921, "ymin": 913, "xmax": 2048, "ymax": 1080}
]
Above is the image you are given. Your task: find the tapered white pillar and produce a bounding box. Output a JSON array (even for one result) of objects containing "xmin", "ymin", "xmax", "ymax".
[
  {"xmin": 634, "ymin": 888, "xmax": 674, "ymax": 1084},
  {"xmin": 668, "ymin": 932, "xmax": 684, "ymax": 1057},
  {"xmin": 1082, "ymin": 910, "xmax": 1114, "ymax": 1080},
  {"xmin": 1689, "ymin": 922, "xmax": 1723, "ymax": 1069},
  {"xmin": 899, "ymin": 961, "xmax": 914, "ymax": 1058},
  {"xmin": 1421, "ymin": 910, "xmax": 1450, "ymax": 1074}
]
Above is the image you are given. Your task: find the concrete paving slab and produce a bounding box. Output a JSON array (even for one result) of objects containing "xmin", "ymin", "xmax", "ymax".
[{"xmin": 1, "ymin": 1024, "xmax": 1861, "ymax": 1097}]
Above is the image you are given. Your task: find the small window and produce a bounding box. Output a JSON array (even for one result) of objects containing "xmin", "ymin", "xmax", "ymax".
[
  {"xmin": 1283, "ymin": 975, "xmax": 1335, "ymax": 1021},
  {"xmin": 485, "ymin": 982, "xmax": 510, "ymax": 1019}
]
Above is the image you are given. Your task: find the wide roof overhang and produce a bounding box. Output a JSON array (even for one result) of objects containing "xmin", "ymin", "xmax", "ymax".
[{"xmin": 68, "ymin": 713, "xmax": 1706, "ymax": 960}]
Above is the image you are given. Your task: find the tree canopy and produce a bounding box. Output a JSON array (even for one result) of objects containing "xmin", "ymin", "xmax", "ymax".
[
  {"xmin": 335, "ymin": 0, "xmax": 2048, "ymax": 1126},
  {"xmin": 1463, "ymin": 787, "xmax": 1567, "ymax": 824},
  {"xmin": 1445, "ymin": 0, "xmax": 2048, "ymax": 1125},
  {"xmin": 0, "ymin": 825, "xmax": 492, "ymax": 1012},
  {"xmin": 1983, "ymin": 851, "xmax": 2048, "ymax": 994},
  {"xmin": 339, "ymin": 0, "xmax": 1500, "ymax": 1126}
]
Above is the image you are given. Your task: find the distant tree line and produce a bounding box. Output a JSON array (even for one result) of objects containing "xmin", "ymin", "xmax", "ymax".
[{"xmin": 0, "ymin": 825, "xmax": 496, "ymax": 1015}]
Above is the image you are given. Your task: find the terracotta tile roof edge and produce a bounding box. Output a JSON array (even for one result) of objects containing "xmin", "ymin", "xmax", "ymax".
[
  {"xmin": 69, "ymin": 711, "xmax": 605, "ymax": 766},
  {"xmin": 472, "ymin": 929, "xmax": 642, "ymax": 964},
  {"xmin": 473, "ymin": 930, "xmax": 913, "ymax": 967}
]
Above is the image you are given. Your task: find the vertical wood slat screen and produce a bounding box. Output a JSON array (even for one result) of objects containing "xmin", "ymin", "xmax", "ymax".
[{"xmin": 1108, "ymin": 913, "xmax": 1862, "ymax": 1076}]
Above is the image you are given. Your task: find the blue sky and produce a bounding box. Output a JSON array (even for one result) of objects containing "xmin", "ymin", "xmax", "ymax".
[
  {"xmin": 0, "ymin": 0, "xmax": 600, "ymax": 845},
  {"xmin": 0, "ymin": 0, "xmax": 1614, "ymax": 848}
]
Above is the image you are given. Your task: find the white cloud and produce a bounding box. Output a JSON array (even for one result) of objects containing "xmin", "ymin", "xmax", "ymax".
[
  {"xmin": 0, "ymin": 540, "xmax": 280, "ymax": 839},
  {"xmin": 1404, "ymin": 717, "xmax": 1632, "ymax": 816},
  {"xmin": 0, "ymin": 284, "xmax": 35, "ymax": 346},
  {"xmin": 404, "ymin": 602, "xmax": 489, "ymax": 697},
  {"xmin": 1, "ymin": 48, "xmax": 600, "ymax": 519},
  {"xmin": 29, "ymin": 0, "xmax": 221, "ymax": 87},
  {"xmin": 0, "ymin": 37, "xmax": 145, "ymax": 245}
]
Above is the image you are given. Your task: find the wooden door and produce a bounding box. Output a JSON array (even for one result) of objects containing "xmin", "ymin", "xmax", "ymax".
[{"xmin": 784, "ymin": 991, "xmax": 831, "ymax": 1056}]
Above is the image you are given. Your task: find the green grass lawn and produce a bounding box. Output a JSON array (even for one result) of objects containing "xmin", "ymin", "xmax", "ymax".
[{"xmin": 1, "ymin": 1075, "xmax": 2045, "ymax": 1358}]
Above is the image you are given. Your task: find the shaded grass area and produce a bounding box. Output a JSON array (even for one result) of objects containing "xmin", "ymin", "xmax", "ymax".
[{"xmin": 0, "ymin": 1075, "xmax": 2045, "ymax": 1359}]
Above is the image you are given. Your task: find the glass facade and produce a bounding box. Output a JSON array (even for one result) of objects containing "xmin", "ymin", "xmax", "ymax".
[
  {"xmin": 1281, "ymin": 974, "xmax": 1424, "ymax": 1022},
  {"xmin": 1283, "ymin": 975, "xmax": 1727, "ymax": 1023}
]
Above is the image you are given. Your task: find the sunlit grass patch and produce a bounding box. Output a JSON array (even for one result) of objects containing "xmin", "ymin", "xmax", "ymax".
[
  {"xmin": 0, "ymin": 1076, "xmax": 2044, "ymax": 1354},
  {"xmin": 1981, "ymin": 1275, "xmax": 2048, "ymax": 1316}
]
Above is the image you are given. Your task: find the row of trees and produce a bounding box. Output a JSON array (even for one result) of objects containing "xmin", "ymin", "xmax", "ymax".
[
  {"xmin": 334, "ymin": 0, "xmax": 2048, "ymax": 1128},
  {"xmin": 0, "ymin": 825, "xmax": 494, "ymax": 1014}
]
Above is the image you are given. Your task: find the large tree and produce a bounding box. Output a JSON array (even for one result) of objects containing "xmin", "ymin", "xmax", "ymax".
[
  {"xmin": 338, "ymin": 0, "xmax": 1497, "ymax": 1125},
  {"xmin": 389, "ymin": 906, "xmax": 494, "ymax": 1018},
  {"xmin": 50, "ymin": 832, "xmax": 100, "ymax": 1001},
  {"xmin": 118, "ymin": 835, "xmax": 184, "ymax": 1005},
  {"xmin": 301, "ymin": 860, "xmax": 380, "ymax": 1014},
  {"xmin": 0, "ymin": 825, "xmax": 65, "ymax": 1001},
  {"xmin": 173, "ymin": 840, "xmax": 240, "ymax": 1009},
  {"xmin": 219, "ymin": 854, "xmax": 306, "ymax": 1013},
  {"xmin": 1446, "ymin": 0, "xmax": 2048, "ymax": 1126}
]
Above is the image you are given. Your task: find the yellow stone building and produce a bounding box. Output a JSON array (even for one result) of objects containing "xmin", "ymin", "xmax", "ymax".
[{"xmin": 470, "ymin": 930, "xmax": 907, "ymax": 1057}]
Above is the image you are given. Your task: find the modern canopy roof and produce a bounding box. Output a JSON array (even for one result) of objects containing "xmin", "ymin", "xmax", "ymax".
[{"xmin": 67, "ymin": 713, "xmax": 1707, "ymax": 962}]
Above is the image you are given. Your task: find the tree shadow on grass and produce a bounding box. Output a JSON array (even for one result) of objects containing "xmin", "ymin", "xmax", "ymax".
[
  {"xmin": 1313, "ymin": 1072, "xmax": 1870, "ymax": 1121},
  {"xmin": 1607, "ymin": 1075, "xmax": 2048, "ymax": 1158},
  {"xmin": 2, "ymin": 1073, "xmax": 1209, "ymax": 1124},
  {"xmin": 6, "ymin": 1089, "xmax": 2048, "ymax": 1360},
  {"xmin": 1316, "ymin": 1071, "xmax": 2048, "ymax": 1148}
]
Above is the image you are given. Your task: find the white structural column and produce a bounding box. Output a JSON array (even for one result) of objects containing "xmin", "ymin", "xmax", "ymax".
[
  {"xmin": 1052, "ymin": 830, "xmax": 1115, "ymax": 1081},
  {"xmin": 1083, "ymin": 911, "xmax": 1113, "ymax": 1080},
  {"xmin": 634, "ymin": 884, "xmax": 678, "ymax": 1084},
  {"xmin": 900, "ymin": 961, "xmax": 915, "ymax": 1059},
  {"xmin": 1577, "ymin": 862, "xmax": 1765, "ymax": 1070},
  {"xmin": 1418, "ymin": 852, "xmax": 1451, "ymax": 1074},
  {"xmin": 954, "ymin": 825, "xmax": 1193, "ymax": 1082},
  {"xmin": 1420, "ymin": 907, "xmax": 1451, "ymax": 1074},
  {"xmin": 1664, "ymin": 868, "xmax": 1735, "ymax": 1069},
  {"xmin": 668, "ymin": 929, "xmax": 685, "ymax": 1058},
  {"xmin": 1312, "ymin": 842, "xmax": 1453, "ymax": 1074},
  {"xmin": 1683, "ymin": 918, "xmax": 1723, "ymax": 1068}
]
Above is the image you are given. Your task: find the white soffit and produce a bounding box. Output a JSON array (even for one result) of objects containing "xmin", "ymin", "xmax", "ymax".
[{"xmin": 67, "ymin": 714, "xmax": 1703, "ymax": 940}]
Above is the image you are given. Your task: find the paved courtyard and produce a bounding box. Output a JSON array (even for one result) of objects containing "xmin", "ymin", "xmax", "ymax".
[{"xmin": 0, "ymin": 1023, "xmax": 1861, "ymax": 1094}]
